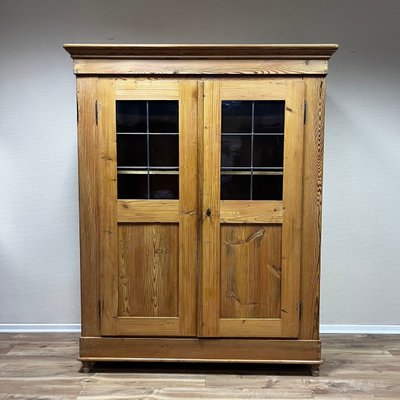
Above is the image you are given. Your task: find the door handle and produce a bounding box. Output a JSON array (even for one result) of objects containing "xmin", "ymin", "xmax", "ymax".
[{"xmin": 205, "ymin": 208, "xmax": 212, "ymax": 217}]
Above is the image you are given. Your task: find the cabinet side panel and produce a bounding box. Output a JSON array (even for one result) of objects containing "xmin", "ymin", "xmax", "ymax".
[
  {"xmin": 77, "ymin": 77, "xmax": 101, "ymax": 336},
  {"xmin": 299, "ymin": 78, "xmax": 326, "ymax": 339}
]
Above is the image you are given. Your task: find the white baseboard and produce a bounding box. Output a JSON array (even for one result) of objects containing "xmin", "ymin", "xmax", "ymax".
[
  {"xmin": 0, "ymin": 324, "xmax": 81, "ymax": 333},
  {"xmin": 0, "ymin": 324, "xmax": 399, "ymax": 334},
  {"xmin": 320, "ymin": 324, "xmax": 400, "ymax": 334}
]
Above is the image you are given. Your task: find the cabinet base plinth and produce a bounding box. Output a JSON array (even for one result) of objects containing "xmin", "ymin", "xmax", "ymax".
[{"xmin": 79, "ymin": 337, "xmax": 321, "ymax": 365}]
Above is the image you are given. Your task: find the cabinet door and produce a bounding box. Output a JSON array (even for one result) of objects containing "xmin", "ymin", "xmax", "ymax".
[
  {"xmin": 200, "ymin": 79, "xmax": 304, "ymax": 338},
  {"xmin": 98, "ymin": 78, "xmax": 198, "ymax": 336}
]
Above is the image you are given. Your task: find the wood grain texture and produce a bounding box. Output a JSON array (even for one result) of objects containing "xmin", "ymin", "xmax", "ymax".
[
  {"xmin": 298, "ymin": 78, "xmax": 326, "ymax": 340},
  {"xmin": 178, "ymin": 80, "xmax": 199, "ymax": 336},
  {"xmin": 200, "ymin": 80, "xmax": 221, "ymax": 337},
  {"xmin": 72, "ymin": 58, "xmax": 329, "ymax": 76},
  {"xmin": 220, "ymin": 201, "xmax": 283, "ymax": 224},
  {"xmin": 64, "ymin": 43, "xmax": 338, "ymax": 59},
  {"xmin": 97, "ymin": 78, "xmax": 119, "ymax": 336},
  {"xmin": 115, "ymin": 78, "xmax": 179, "ymax": 99},
  {"xmin": 80, "ymin": 337, "xmax": 320, "ymax": 362},
  {"xmin": 280, "ymin": 79, "xmax": 305, "ymax": 337},
  {"xmin": 117, "ymin": 200, "xmax": 180, "ymax": 223},
  {"xmin": 5, "ymin": 333, "xmax": 400, "ymax": 399},
  {"xmin": 220, "ymin": 224, "xmax": 282, "ymax": 319},
  {"xmin": 76, "ymin": 77, "xmax": 101, "ymax": 337},
  {"xmin": 118, "ymin": 224, "xmax": 179, "ymax": 318}
]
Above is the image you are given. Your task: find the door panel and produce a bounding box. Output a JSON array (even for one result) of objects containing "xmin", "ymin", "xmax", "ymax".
[
  {"xmin": 200, "ymin": 79, "xmax": 304, "ymax": 338},
  {"xmin": 118, "ymin": 223, "xmax": 179, "ymax": 317},
  {"xmin": 220, "ymin": 224, "xmax": 282, "ymax": 319},
  {"xmin": 98, "ymin": 78, "xmax": 197, "ymax": 336}
]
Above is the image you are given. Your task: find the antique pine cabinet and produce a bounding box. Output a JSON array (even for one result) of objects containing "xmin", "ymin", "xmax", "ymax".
[{"xmin": 64, "ymin": 44, "xmax": 338, "ymax": 374}]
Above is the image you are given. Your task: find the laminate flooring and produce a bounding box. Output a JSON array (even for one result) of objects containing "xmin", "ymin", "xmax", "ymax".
[{"xmin": 0, "ymin": 333, "xmax": 399, "ymax": 399}]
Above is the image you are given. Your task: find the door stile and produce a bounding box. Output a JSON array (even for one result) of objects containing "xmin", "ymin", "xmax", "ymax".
[
  {"xmin": 280, "ymin": 80, "xmax": 305, "ymax": 337},
  {"xmin": 200, "ymin": 80, "xmax": 221, "ymax": 337},
  {"xmin": 178, "ymin": 80, "xmax": 198, "ymax": 335},
  {"xmin": 97, "ymin": 78, "xmax": 119, "ymax": 335}
]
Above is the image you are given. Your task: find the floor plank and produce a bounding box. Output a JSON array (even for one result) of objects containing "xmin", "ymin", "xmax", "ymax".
[{"xmin": 0, "ymin": 333, "xmax": 399, "ymax": 399}]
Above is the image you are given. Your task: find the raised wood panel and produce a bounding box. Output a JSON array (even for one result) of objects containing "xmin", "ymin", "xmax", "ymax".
[
  {"xmin": 118, "ymin": 223, "xmax": 179, "ymax": 318},
  {"xmin": 220, "ymin": 201, "xmax": 283, "ymax": 224},
  {"xmin": 117, "ymin": 200, "xmax": 180, "ymax": 223},
  {"xmin": 76, "ymin": 77, "xmax": 101, "ymax": 336},
  {"xmin": 220, "ymin": 224, "xmax": 282, "ymax": 319},
  {"xmin": 73, "ymin": 59, "xmax": 328, "ymax": 76},
  {"xmin": 298, "ymin": 78, "xmax": 326, "ymax": 340}
]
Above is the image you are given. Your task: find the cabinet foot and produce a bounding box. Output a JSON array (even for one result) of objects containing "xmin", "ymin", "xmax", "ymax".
[
  {"xmin": 310, "ymin": 364, "xmax": 320, "ymax": 376},
  {"xmin": 81, "ymin": 361, "xmax": 95, "ymax": 373}
]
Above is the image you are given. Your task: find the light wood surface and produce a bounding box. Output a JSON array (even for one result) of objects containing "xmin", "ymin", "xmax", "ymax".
[
  {"xmin": 220, "ymin": 224, "xmax": 282, "ymax": 319},
  {"xmin": 97, "ymin": 78, "xmax": 119, "ymax": 336},
  {"xmin": 76, "ymin": 77, "xmax": 101, "ymax": 337},
  {"xmin": 67, "ymin": 44, "xmax": 338, "ymax": 365},
  {"xmin": 298, "ymin": 78, "xmax": 326, "ymax": 340},
  {"xmin": 118, "ymin": 224, "xmax": 179, "ymax": 317},
  {"xmin": 73, "ymin": 58, "xmax": 329, "ymax": 76},
  {"xmin": 200, "ymin": 79, "xmax": 303, "ymax": 338},
  {"xmin": 220, "ymin": 200, "xmax": 283, "ymax": 223},
  {"xmin": 1, "ymin": 333, "xmax": 400, "ymax": 399},
  {"xmin": 280, "ymin": 79, "xmax": 305, "ymax": 337},
  {"xmin": 117, "ymin": 200, "xmax": 180, "ymax": 223},
  {"xmin": 99, "ymin": 78, "xmax": 198, "ymax": 337},
  {"xmin": 200, "ymin": 80, "xmax": 222, "ymax": 337},
  {"xmin": 178, "ymin": 80, "xmax": 199, "ymax": 336},
  {"xmin": 115, "ymin": 78, "xmax": 179, "ymax": 99}
]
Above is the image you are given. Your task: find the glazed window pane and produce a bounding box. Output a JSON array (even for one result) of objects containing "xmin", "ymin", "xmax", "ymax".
[
  {"xmin": 221, "ymin": 101, "xmax": 252, "ymax": 133},
  {"xmin": 116, "ymin": 101, "xmax": 147, "ymax": 132},
  {"xmin": 117, "ymin": 173, "xmax": 148, "ymax": 199},
  {"xmin": 221, "ymin": 135, "xmax": 251, "ymax": 168},
  {"xmin": 149, "ymin": 101, "xmax": 179, "ymax": 133},
  {"xmin": 220, "ymin": 100, "xmax": 285, "ymax": 200},
  {"xmin": 149, "ymin": 135, "xmax": 179, "ymax": 167},
  {"xmin": 254, "ymin": 101, "xmax": 285, "ymax": 133},
  {"xmin": 116, "ymin": 100, "xmax": 179, "ymax": 200}
]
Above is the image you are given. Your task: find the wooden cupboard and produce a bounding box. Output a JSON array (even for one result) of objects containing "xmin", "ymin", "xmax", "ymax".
[{"xmin": 64, "ymin": 44, "xmax": 338, "ymax": 374}]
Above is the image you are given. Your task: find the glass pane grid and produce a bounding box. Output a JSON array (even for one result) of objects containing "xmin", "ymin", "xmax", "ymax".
[
  {"xmin": 116, "ymin": 100, "xmax": 179, "ymax": 199},
  {"xmin": 221, "ymin": 100, "xmax": 285, "ymax": 200}
]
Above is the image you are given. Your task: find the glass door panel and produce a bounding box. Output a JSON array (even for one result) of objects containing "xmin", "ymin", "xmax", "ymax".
[
  {"xmin": 116, "ymin": 100, "xmax": 179, "ymax": 200},
  {"xmin": 201, "ymin": 79, "xmax": 304, "ymax": 338},
  {"xmin": 221, "ymin": 100, "xmax": 285, "ymax": 201},
  {"xmin": 99, "ymin": 79, "xmax": 197, "ymax": 337}
]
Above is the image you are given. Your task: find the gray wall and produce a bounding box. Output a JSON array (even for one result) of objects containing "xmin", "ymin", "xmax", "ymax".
[{"xmin": 1, "ymin": 0, "xmax": 399, "ymax": 326}]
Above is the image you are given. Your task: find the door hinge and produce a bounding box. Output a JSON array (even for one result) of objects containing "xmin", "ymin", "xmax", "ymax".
[
  {"xmin": 303, "ymin": 100, "xmax": 307, "ymax": 124},
  {"xmin": 76, "ymin": 100, "xmax": 79, "ymax": 123},
  {"xmin": 95, "ymin": 99, "xmax": 99, "ymax": 125},
  {"xmin": 98, "ymin": 298, "xmax": 102, "ymax": 321},
  {"xmin": 298, "ymin": 301, "xmax": 303, "ymax": 320}
]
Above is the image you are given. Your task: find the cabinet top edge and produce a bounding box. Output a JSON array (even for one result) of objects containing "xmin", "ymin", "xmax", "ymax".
[{"xmin": 63, "ymin": 43, "xmax": 339, "ymax": 60}]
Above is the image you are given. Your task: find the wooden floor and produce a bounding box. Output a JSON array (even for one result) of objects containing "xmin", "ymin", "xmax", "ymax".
[{"xmin": 0, "ymin": 333, "xmax": 399, "ymax": 399}]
